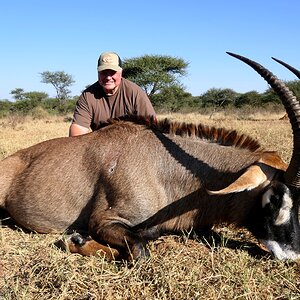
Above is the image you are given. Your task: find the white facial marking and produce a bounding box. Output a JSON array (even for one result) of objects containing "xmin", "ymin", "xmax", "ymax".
[
  {"xmin": 275, "ymin": 193, "xmax": 293, "ymax": 226},
  {"xmin": 262, "ymin": 188, "xmax": 272, "ymax": 208},
  {"xmin": 262, "ymin": 188, "xmax": 293, "ymax": 226},
  {"xmin": 260, "ymin": 240, "xmax": 300, "ymax": 260}
]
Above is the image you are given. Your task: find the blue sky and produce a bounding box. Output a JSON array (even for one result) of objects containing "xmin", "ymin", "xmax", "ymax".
[{"xmin": 1, "ymin": 0, "xmax": 300, "ymax": 101}]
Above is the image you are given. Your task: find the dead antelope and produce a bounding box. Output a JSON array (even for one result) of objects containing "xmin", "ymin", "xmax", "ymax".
[{"xmin": 0, "ymin": 53, "xmax": 300, "ymax": 261}]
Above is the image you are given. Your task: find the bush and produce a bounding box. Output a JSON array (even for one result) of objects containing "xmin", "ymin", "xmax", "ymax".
[{"xmin": 30, "ymin": 106, "xmax": 50, "ymax": 119}]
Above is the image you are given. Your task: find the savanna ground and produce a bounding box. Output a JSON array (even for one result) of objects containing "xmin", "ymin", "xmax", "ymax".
[{"xmin": 0, "ymin": 108, "xmax": 299, "ymax": 300}]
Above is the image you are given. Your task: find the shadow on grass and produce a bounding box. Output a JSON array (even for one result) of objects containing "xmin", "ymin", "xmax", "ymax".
[
  {"xmin": 0, "ymin": 207, "xmax": 270, "ymax": 260},
  {"xmin": 194, "ymin": 229, "xmax": 271, "ymax": 259}
]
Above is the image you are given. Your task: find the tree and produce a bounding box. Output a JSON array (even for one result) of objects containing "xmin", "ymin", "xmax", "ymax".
[
  {"xmin": 122, "ymin": 55, "xmax": 188, "ymax": 98},
  {"xmin": 24, "ymin": 91, "xmax": 48, "ymax": 103},
  {"xmin": 234, "ymin": 91, "xmax": 261, "ymax": 107},
  {"xmin": 8, "ymin": 89, "xmax": 49, "ymax": 114},
  {"xmin": 199, "ymin": 88, "xmax": 238, "ymax": 108},
  {"xmin": 151, "ymin": 85, "xmax": 193, "ymax": 112},
  {"xmin": 198, "ymin": 88, "xmax": 238, "ymax": 118},
  {"xmin": 10, "ymin": 88, "xmax": 26, "ymax": 101},
  {"xmin": 40, "ymin": 71, "xmax": 75, "ymax": 108}
]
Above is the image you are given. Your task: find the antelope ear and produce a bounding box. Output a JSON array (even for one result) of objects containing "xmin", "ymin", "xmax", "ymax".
[{"xmin": 207, "ymin": 164, "xmax": 277, "ymax": 195}]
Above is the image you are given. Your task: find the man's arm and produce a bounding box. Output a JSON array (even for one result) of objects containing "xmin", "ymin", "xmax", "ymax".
[
  {"xmin": 69, "ymin": 90, "xmax": 93, "ymax": 137},
  {"xmin": 69, "ymin": 123, "xmax": 90, "ymax": 137}
]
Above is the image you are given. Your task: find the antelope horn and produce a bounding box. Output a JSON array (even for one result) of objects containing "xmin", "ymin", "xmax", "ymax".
[
  {"xmin": 271, "ymin": 57, "xmax": 300, "ymax": 79},
  {"xmin": 227, "ymin": 52, "xmax": 300, "ymax": 188},
  {"xmin": 207, "ymin": 164, "xmax": 276, "ymax": 195}
]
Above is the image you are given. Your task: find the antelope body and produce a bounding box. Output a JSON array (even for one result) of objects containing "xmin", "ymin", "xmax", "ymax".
[{"xmin": 1, "ymin": 53, "xmax": 300, "ymax": 261}]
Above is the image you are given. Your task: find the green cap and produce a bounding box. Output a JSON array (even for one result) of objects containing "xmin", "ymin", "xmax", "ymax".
[{"xmin": 97, "ymin": 52, "xmax": 122, "ymax": 72}]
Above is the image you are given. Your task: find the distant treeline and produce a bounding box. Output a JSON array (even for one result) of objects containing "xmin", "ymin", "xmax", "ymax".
[
  {"xmin": 1, "ymin": 79, "xmax": 299, "ymax": 117},
  {"xmin": 150, "ymin": 80, "xmax": 300, "ymax": 112}
]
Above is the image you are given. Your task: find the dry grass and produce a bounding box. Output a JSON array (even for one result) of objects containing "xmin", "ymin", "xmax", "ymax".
[
  {"xmin": 0, "ymin": 114, "xmax": 70, "ymax": 159},
  {"xmin": 0, "ymin": 111, "xmax": 300, "ymax": 300}
]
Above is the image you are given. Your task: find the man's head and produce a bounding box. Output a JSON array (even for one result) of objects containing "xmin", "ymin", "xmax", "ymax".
[{"xmin": 97, "ymin": 52, "xmax": 123, "ymax": 95}]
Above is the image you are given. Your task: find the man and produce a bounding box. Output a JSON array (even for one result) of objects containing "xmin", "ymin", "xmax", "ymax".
[{"xmin": 69, "ymin": 51, "xmax": 156, "ymax": 136}]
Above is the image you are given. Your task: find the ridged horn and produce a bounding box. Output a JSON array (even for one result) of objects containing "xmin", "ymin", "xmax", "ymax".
[
  {"xmin": 227, "ymin": 52, "xmax": 300, "ymax": 188},
  {"xmin": 271, "ymin": 57, "xmax": 300, "ymax": 79}
]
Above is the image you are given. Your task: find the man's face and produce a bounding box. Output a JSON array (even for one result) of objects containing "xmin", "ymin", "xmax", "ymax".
[{"xmin": 98, "ymin": 69, "xmax": 122, "ymax": 95}]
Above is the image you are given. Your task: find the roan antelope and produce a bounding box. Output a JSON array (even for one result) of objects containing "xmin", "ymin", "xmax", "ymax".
[{"xmin": 0, "ymin": 53, "xmax": 300, "ymax": 261}]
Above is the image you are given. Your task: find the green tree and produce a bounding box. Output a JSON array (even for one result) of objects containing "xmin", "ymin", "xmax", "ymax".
[
  {"xmin": 199, "ymin": 88, "xmax": 238, "ymax": 108},
  {"xmin": 24, "ymin": 91, "xmax": 48, "ymax": 103},
  {"xmin": 10, "ymin": 88, "xmax": 26, "ymax": 101},
  {"xmin": 11, "ymin": 99, "xmax": 37, "ymax": 113},
  {"xmin": 234, "ymin": 91, "xmax": 261, "ymax": 107},
  {"xmin": 151, "ymin": 85, "xmax": 193, "ymax": 112},
  {"xmin": 40, "ymin": 71, "xmax": 75, "ymax": 108},
  {"xmin": 122, "ymin": 55, "xmax": 188, "ymax": 98},
  {"xmin": 9, "ymin": 90, "xmax": 49, "ymax": 114}
]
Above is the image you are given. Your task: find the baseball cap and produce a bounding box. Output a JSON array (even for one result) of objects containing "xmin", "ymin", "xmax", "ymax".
[{"xmin": 97, "ymin": 52, "xmax": 122, "ymax": 72}]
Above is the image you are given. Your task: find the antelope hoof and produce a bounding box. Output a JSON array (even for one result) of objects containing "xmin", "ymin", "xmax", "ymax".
[
  {"xmin": 70, "ymin": 232, "xmax": 88, "ymax": 246},
  {"xmin": 55, "ymin": 233, "xmax": 120, "ymax": 261}
]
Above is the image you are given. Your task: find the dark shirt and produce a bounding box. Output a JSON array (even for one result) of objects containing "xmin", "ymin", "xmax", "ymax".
[{"xmin": 71, "ymin": 78, "xmax": 156, "ymax": 131}]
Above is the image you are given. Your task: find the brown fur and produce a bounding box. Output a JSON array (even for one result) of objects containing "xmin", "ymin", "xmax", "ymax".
[{"xmin": 0, "ymin": 116, "xmax": 287, "ymax": 259}]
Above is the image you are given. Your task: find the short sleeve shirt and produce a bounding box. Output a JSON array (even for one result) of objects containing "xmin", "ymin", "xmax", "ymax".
[{"xmin": 71, "ymin": 78, "xmax": 156, "ymax": 131}]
